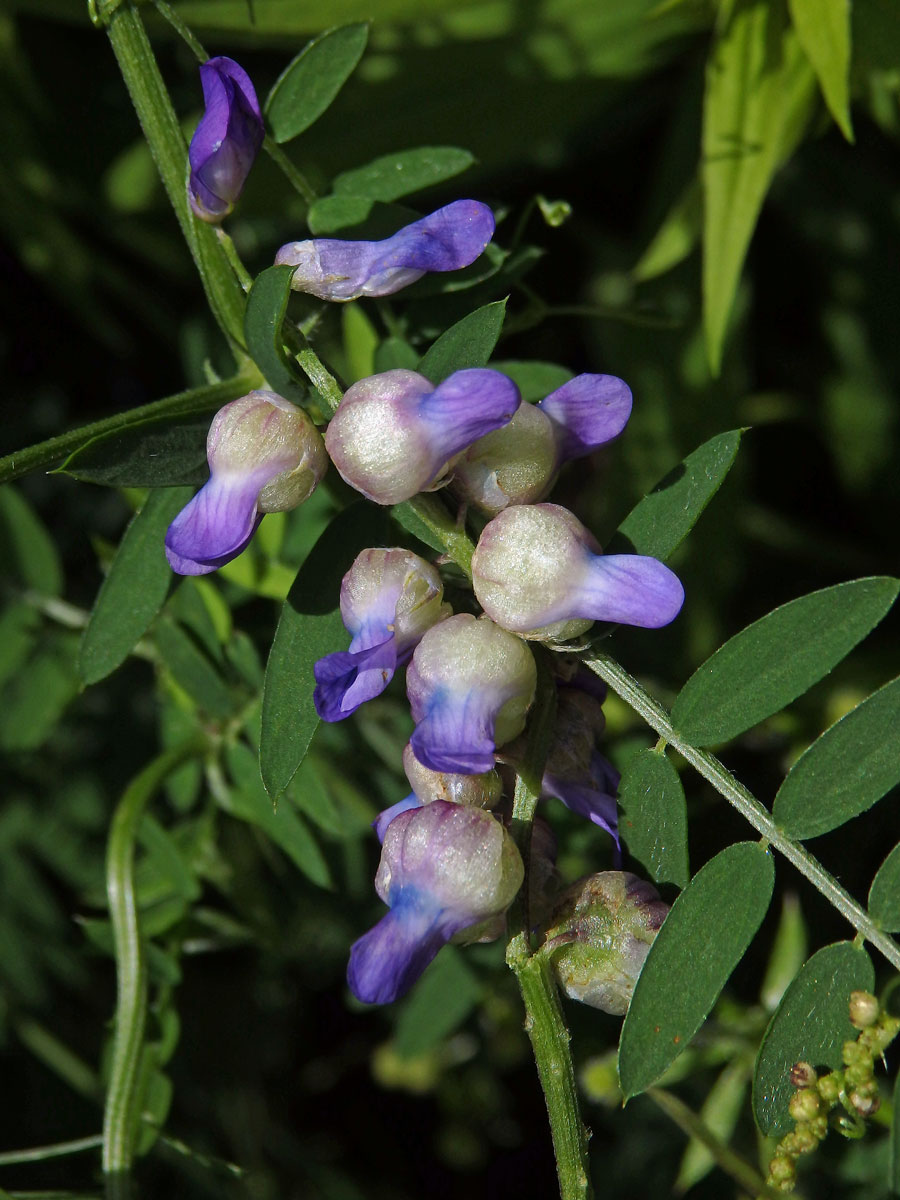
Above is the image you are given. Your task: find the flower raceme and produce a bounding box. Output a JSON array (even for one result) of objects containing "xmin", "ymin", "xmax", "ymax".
[
  {"xmin": 472, "ymin": 503, "xmax": 684, "ymax": 641},
  {"xmin": 325, "ymin": 368, "xmax": 521, "ymax": 505},
  {"xmin": 187, "ymin": 57, "xmax": 264, "ymax": 224},
  {"xmin": 165, "ymin": 391, "xmax": 327, "ymax": 575},
  {"xmin": 348, "ymin": 801, "xmax": 523, "ymax": 1005},
  {"xmin": 275, "ymin": 200, "xmax": 495, "ymax": 301},
  {"xmin": 313, "ymin": 548, "xmax": 450, "ymax": 722},
  {"xmin": 452, "ymin": 373, "xmax": 633, "ymax": 515}
]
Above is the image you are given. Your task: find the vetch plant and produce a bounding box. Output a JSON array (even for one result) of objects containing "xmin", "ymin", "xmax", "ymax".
[{"xmin": 4, "ymin": 7, "xmax": 900, "ymax": 1200}]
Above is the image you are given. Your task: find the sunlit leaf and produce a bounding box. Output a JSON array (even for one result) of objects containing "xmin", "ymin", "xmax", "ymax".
[
  {"xmin": 671, "ymin": 578, "xmax": 900, "ymax": 746},
  {"xmin": 418, "ymin": 299, "xmax": 507, "ymax": 383},
  {"xmin": 773, "ymin": 674, "xmax": 900, "ymax": 839},
  {"xmin": 265, "ymin": 23, "xmax": 369, "ymax": 143},
  {"xmin": 612, "ymin": 429, "xmax": 742, "ymax": 561},
  {"xmin": 702, "ymin": 0, "xmax": 817, "ymax": 372},
  {"xmin": 618, "ymin": 750, "xmax": 689, "ymax": 890},
  {"xmin": 869, "ymin": 841, "xmax": 900, "ymax": 932},
  {"xmin": 788, "ymin": 0, "xmax": 853, "ymax": 141},
  {"xmin": 79, "ymin": 487, "xmax": 191, "ymax": 685},
  {"xmin": 633, "ymin": 178, "xmax": 701, "ymax": 282},
  {"xmin": 753, "ymin": 941, "xmax": 873, "ymax": 1136},
  {"xmin": 260, "ymin": 502, "xmax": 389, "ymax": 799},
  {"xmin": 618, "ymin": 842, "xmax": 774, "ymax": 1098},
  {"xmin": 332, "ymin": 146, "xmax": 475, "ymax": 202}
]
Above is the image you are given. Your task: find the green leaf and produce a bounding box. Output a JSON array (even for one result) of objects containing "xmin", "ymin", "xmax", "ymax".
[
  {"xmin": 752, "ymin": 941, "xmax": 874, "ymax": 1136},
  {"xmin": 612, "ymin": 429, "xmax": 743, "ymax": 561},
  {"xmin": 265, "ymin": 23, "xmax": 369, "ymax": 143},
  {"xmin": 618, "ymin": 841, "xmax": 774, "ymax": 1099},
  {"xmin": 61, "ymin": 416, "xmax": 210, "ymax": 488},
  {"xmin": 79, "ymin": 488, "xmax": 191, "ymax": 685},
  {"xmin": 618, "ymin": 750, "xmax": 689, "ymax": 890},
  {"xmin": 260, "ymin": 502, "xmax": 389, "ymax": 799},
  {"xmin": 244, "ymin": 265, "xmax": 308, "ymax": 405},
  {"xmin": 892, "ymin": 1067, "xmax": 900, "ymax": 1194},
  {"xmin": 0, "ymin": 486, "xmax": 64, "ymax": 595},
  {"xmin": 633, "ymin": 178, "xmax": 701, "ymax": 282},
  {"xmin": 671, "ymin": 578, "xmax": 900, "ymax": 746},
  {"xmin": 223, "ymin": 743, "xmax": 330, "ymax": 888},
  {"xmin": 0, "ymin": 634, "xmax": 79, "ymax": 752},
  {"xmin": 675, "ymin": 1059, "xmax": 749, "ymax": 1192},
  {"xmin": 418, "ymin": 299, "xmax": 507, "ymax": 384},
  {"xmin": 332, "ymin": 146, "xmax": 475, "ymax": 202},
  {"xmin": 788, "ymin": 0, "xmax": 853, "ymax": 141},
  {"xmin": 374, "ymin": 336, "xmax": 419, "ymax": 373},
  {"xmin": 702, "ymin": 0, "xmax": 817, "ymax": 373},
  {"xmin": 393, "ymin": 946, "xmax": 483, "ymax": 1058},
  {"xmin": 342, "ymin": 302, "xmax": 378, "ymax": 383},
  {"xmin": 759, "ymin": 894, "xmax": 807, "ymax": 1011},
  {"xmin": 489, "ymin": 359, "xmax": 574, "ymax": 402},
  {"xmin": 307, "ymin": 193, "xmax": 376, "ymax": 234},
  {"xmin": 0, "ymin": 602, "xmax": 39, "ymax": 690},
  {"xmin": 155, "ymin": 617, "xmax": 236, "ymax": 720},
  {"xmin": 869, "ymin": 841, "xmax": 900, "ymax": 932},
  {"xmin": 773, "ymin": 674, "xmax": 900, "ymax": 839}
]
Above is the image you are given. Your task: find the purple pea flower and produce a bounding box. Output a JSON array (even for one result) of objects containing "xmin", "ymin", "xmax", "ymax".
[
  {"xmin": 472, "ymin": 503, "xmax": 684, "ymax": 642},
  {"xmin": 373, "ymin": 744, "xmax": 503, "ymax": 843},
  {"xmin": 188, "ymin": 57, "xmax": 264, "ymax": 224},
  {"xmin": 407, "ymin": 614, "xmax": 537, "ymax": 775},
  {"xmin": 275, "ymin": 200, "xmax": 495, "ymax": 301},
  {"xmin": 348, "ymin": 801, "xmax": 523, "ymax": 1005},
  {"xmin": 453, "ymin": 373, "xmax": 633, "ymax": 515},
  {"xmin": 165, "ymin": 391, "xmax": 327, "ymax": 575},
  {"xmin": 314, "ymin": 548, "xmax": 450, "ymax": 721},
  {"xmin": 325, "ymin": 368, "xmax": 521, "ymax": 505}
]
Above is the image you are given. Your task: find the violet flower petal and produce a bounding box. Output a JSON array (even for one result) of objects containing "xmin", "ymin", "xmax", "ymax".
[
  {"xmin": 372, "ymin": 794, "xmax": 424, "ymax": 844},
  {"xmin": 164, "ymin": 471, "xmax": 266, "ymax": 575},
  {"xmin": 578, "ymin": 553, "xmax": 685, "ymax": 628},
  {"xmin": 543, "ymin": 773, "xmax": 620, "ymax": 847},
  {"xmin": 409, "ymin": 688, "xmax": 500, "ymax": 775},
  {"xmin": 313, "ymin": 636, "xmax": 399, "ymax": 722},
  {"xmin": 347, "ymin": 887, "xmax": 464, "ymax": 1004},
  {"xmin": 276, "ymin": 200, "xmax": 495, "ymax": 301},
  {"xmin": 189, "ymin": 58, "xmax": 264, "ymax": 222},
  {"xmin": 417, "ymin": 369, "xmax": 521, "ymax": 466},
  {"xmin": 538, "ymin": 374, "xmax": 633, "ymax": 463}
]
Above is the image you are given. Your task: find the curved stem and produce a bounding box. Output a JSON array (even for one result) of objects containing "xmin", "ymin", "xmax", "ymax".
[
  {"xmin": 102, "ymin": 740, "xmax": 206, "ymax": 1175},
  {"xmin": 505, "ymin": 662, "xmax": 591, "ymax": 1200},
  {"xmin": 582, "ymin": 649, "xmax": 900, "ymax": 974}
]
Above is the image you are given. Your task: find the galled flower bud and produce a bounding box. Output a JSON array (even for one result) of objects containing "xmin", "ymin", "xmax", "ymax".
[
  {"xmin": 472, "ymin": 503, "xmax": 684, "ymax": 641},
  {"xmin": 314, "ymin": 549, "xmax": 450, "ymax": 721},
  {"xmin": 452, "ymin": 374, "xmax": 633, "ymax": 515},
  {"xmin": 348, "ymin": 801, "xmax": 524, "ymax": 1004},
  {"xmin": 275, "ymin": 200, "xmax": 495, "ymax": 301},
  {"xmin": 407, "ymin": 614, "xmax": 537, "ymax": 774},
  {"xmin": 165, "ymin": 391, "xmax": 326, "ymax": 575},
  {"xmin": 544, "ymin": 872, "xmax": 669, "ymax": 1014},
  {"xmin": 325, "ymin": 368, "xmax": 520, "ymax": 505},
  {"xmin": 188, "ymin": 57, "xmax": 264, "ymax": 223}
]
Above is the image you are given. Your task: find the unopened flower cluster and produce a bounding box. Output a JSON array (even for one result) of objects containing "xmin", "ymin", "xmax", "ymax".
[{"xmin": 173, "ymin": 57, "xmax": 681, "ymax": 1007}]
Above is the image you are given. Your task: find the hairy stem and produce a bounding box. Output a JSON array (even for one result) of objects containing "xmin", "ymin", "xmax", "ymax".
[{"xmin": 582, "ymin": 650, "xmax": 900, "ymax": 974}]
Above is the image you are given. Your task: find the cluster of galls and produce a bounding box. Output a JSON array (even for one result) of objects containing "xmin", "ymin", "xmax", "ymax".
[
  {"xmin": 766, "ymin": 990, "xmax": 900, "ymax": 1192},
  {"xmin": 172, "ymin": 56, "xmax": 680, "ymax": 1007}
]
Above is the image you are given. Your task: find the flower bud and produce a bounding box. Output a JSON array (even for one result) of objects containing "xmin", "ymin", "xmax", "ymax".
[
  {"xmin": 188, "ymin": 57, "xmax": 264, "ymax": 224},
  {"xmin": 542, "ymin": 680, "xmax": 620, "ymax": 842},
  {"xmin": 849, "ymin": 989, "xmax": 879, "ymax": 1029},
  {"xmin": 407, "ymin": 614, "xmax": 537, "ymax": 774},
  {"xmin": 451, "ymin": 374, "xmax": 633, "ymax": 515},
  {"xmin": 544, "ymin": 872, "xmax": 668, "ymax": 1014},
  {"xmin": 402, "ymin": 742, "xmax": 503, "ymax": 808},
  {"xmin": 275, "ymin": 200, "xmax": 495, "ymax": 301},
  {"xmin": 314, "ymin": 548, "xmax": 450, "ymax": 721},
  {"xmin": 348, "ymin": 801, "xmax": 523, "ymax": 1004},
  {"xmin": 472, "ymin": 503, "xmax": 684, "ymax": 641},
  {"xmin": 325, "ymin": 368, "xmax": 520, "ymax": 505},
  {"xmin": 165, "ymin": 391, "xmax": 327, "ymax": 575}
]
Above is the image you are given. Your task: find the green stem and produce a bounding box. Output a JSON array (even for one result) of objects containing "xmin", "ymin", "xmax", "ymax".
[
  {"xmin": 105, "ymin": 4, "xmax": 247, "ymax": 353},
  {"xmin": 505, "ymin": 665, "xmax": 590, "ymax": 1200},
  {"xmin": 0, "ymin": 1134, "xmax": 104, "ymax": 1167},
  {"xmin": 102, "ymin": 741, "xmax": 205, "ymax": 1175},
  {"xmin": 0, "ymin": 371, "xmax": 260, "ymax": 484},
  {"xmin": 582, "ymin": 650, "xmax": 900, "ymax": 975}
]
